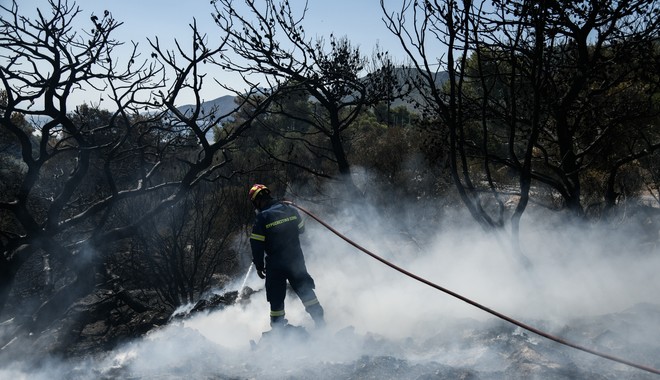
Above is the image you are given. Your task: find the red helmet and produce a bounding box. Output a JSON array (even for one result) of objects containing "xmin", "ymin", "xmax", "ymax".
[{"xmin": 248, "ymin": 184, "xmax": 269, "ymax": 201}]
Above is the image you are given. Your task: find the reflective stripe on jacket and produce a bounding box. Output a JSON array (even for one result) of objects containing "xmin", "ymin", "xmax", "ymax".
[{"xmin": 250, "ymin": 201, "xmax": 305, "ymax": 271}]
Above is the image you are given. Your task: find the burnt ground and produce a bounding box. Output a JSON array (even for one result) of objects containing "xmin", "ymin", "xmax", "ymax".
[{"xmin": 1, "ymin": 288, "xmax": 659, "ymax": 379}]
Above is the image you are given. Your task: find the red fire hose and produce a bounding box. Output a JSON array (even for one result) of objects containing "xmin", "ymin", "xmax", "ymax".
[{"xmin": 284, "ymin": 201, "xmax": 660, "ymax": 376}]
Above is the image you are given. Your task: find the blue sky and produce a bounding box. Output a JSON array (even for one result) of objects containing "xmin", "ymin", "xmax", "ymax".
[{"xmin": 8, "ymin": 0, "xmax": 409, "ymax": 106}]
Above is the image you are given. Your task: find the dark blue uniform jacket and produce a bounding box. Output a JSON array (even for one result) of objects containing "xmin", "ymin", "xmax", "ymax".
[{"xmin": 250, "ymin": 201, "xmax": 306, "ymax": 272}]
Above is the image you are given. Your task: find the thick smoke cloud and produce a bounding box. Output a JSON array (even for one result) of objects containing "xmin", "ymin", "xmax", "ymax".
[
  {"xmin": 1, "ymin": 188, "xmax": 659, "ymax": 379},
  {"xmin": 301, "ymin": 199, "xmax": 660, "ymax": 333}
]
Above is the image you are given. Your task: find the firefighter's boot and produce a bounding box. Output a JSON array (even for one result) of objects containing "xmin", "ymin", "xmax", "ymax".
[
  {"xmin": 270, "ymin": 309, "xmax": 288, "ymax": 329},
  {"xmin": 306, "ymin": 302, "xmax": 325, "ymax": 329}
]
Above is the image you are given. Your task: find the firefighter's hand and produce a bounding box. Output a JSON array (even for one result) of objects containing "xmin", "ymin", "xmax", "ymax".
[{"xmin": 257, "ymin": 269, "xmax": 266, "ymax": 279}]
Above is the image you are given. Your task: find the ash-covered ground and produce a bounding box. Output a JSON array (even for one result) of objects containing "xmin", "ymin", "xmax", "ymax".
[
  {"xmin": 5, "ymin": 297, "xmax": 659, "ymax": 379},
  {"xmin": 2, "ymin": 203, "xmax": 660, "ymax": 379}
]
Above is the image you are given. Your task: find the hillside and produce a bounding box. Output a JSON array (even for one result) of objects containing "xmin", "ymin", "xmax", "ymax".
[
  {"xmin": 175, "ymin": 68, "xmax": 448, "ymax": 122},
  {"xmin": 176, "ymin": 94, "xmax": 237, "ymax": 120}
]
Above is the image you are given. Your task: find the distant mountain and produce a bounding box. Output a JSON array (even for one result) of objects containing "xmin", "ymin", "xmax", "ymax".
[
  {"xmin": 176, "ymin": 95, "xmax": 237, "ymax": 142},
  {"xmin": 172, "ymin": 68, "xmax": 449, "ymax": 131},
  {"xmin": 389, "ymin": 67, "xmax": 449, "ymax": 111},
  {"xmin": 176, "ymin": 94, "xmax": 237, "ymax": 121}
]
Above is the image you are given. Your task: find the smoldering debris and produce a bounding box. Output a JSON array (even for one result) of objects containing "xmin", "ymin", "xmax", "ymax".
[
  {"xmin": 2, "ymin": 197, "xmax": 660, "ymax": 379},
  {"xmin": 170, "ymin": 286, "xmax": 259, "ymax": 321},
  {"xmin": 1, "ymin": 277, "xmax": 659, "ymax": 379},
  {"xmin": 29, "ymin": 301, "xmax": 659, "ymax": 379}
]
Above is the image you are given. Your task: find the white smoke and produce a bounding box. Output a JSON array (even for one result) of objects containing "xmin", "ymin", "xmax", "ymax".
[
  {"xmin": 302, "ymin": 202, "xmax": 660, "ymax": 334},
  {"xmin": 1, "ymin": 193, "xmax": 659, "ymax": 378}
]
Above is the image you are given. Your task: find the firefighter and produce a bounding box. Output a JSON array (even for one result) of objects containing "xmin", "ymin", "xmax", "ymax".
[{"xmin": 248, "ymin": 184, "xmax": 325, "ymax": 329}]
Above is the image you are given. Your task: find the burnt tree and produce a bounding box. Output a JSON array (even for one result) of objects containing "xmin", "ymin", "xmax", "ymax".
[
  {"xmin": 0, "ymin": 0, "xmax": 274, "ymax": 344},
  {"xmin": 213, "ymin": 0, "xmax": 402, "ymax": 196},
  {"xmin": 382, "ymin": 0, "xmax": 660, "ymax": 259}
]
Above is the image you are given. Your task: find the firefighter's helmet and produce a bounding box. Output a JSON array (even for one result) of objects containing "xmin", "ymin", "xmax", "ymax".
[{"xmin": 248, "ymin": 184, "xmax": 270, "ymax": 201}]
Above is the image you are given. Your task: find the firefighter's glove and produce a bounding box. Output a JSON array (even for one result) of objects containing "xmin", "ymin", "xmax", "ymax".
[{"xmin": 257, "ymin": 268, "xmax": 266, "ymax": 279}]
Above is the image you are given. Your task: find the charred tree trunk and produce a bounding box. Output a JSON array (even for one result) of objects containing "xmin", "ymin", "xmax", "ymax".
[{"xmin": 0, "ymin": 245, "xmax": 37, "ymax": 318}]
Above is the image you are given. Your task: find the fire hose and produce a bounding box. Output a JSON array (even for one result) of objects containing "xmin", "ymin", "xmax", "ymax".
[{"xmin": 283, "ymin": 201, "xmax": 660, "ymax": 376}]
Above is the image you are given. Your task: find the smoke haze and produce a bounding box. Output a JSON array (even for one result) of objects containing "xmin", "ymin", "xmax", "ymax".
[{"xmin": 1, "ymin": 194, "xmax": 659, "ymax": 379}]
